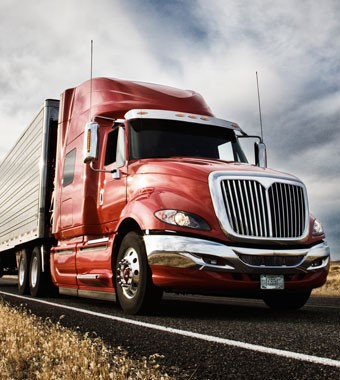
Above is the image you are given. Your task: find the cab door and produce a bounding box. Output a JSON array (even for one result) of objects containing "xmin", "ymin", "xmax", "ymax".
[
  {"xmin": 75, "ymin": 126, "xmax": 127, "ymax": 281},
  {"xmin": 98, "ymin": 126, "xmax": 127, "ymax": 229}
]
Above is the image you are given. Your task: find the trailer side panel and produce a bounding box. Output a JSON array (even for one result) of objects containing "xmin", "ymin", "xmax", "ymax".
[{"xmin": 0, "ymin": 100, "xmax": 59, "ymax": 252}]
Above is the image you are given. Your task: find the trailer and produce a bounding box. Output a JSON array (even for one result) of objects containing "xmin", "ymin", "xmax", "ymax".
[{"xmin": 0, "ymin": 100, "xmax": 58, "ymax": 292}]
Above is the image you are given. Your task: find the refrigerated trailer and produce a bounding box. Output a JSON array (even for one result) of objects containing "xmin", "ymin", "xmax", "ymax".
[{"xmin": 0, "ymin": 78, "xmax": 330, "ymax": 313}]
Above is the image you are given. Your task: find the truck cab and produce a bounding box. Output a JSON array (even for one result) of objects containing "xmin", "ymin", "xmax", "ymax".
[
  {"xmin": 0, "ymin": 77, "xmax": 328, "ymax": 315},
  {"xmin": 49, "ymin": 78, "xmax": 329, "ymax": 314}
]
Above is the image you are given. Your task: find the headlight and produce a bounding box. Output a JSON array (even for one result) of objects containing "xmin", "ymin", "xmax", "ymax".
[
  {"xmin": 154, "ymin": 210, "xmax": 210, "ymax": 230},
  {"xmin": 312, "ymin": 218, "xmax": 324, "ymax": 236}
]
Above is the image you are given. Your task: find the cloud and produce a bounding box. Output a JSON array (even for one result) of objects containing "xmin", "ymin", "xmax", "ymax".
[{"xmin": 0, "ymin": 0, "xmax": 339, "ymax": 258}]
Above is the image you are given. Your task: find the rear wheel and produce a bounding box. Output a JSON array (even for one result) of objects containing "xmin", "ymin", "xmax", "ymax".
[
  {"xmin": 262, "ymin": 291, "xmax": 311, "ymax": 310},
  {"xmin": 18, "ymin": 250, "xmax": 30, "ymax": 295},
  {"xmin": 116, "ymin": 232, "xmax": 163, "ymax": 314},
  {"xmin": 29, "ymin": 247, "xmax": 45, "ymax": 297},
  {"xmin": 0, "ymin": 257, "xmax": 3, "ymax": 278}
]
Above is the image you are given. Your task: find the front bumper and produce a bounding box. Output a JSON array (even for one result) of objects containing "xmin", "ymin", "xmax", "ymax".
[
  {"xmin": 144, "ymin": 234, "xmax": 330, "ymax": 293},
  {"xmin": 144, "ymin": 234, "xmax": 330, "ymax": 273}
]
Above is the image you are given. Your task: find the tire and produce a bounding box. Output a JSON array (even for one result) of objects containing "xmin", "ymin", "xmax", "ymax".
[
  {"xmin": 29, "ymin": 247, "xmax": 46, "ymax": 297},
  {"xmin": 0, "ymin": 257, "xmax": 3, "ymax": 278},
  {"xmin": 18, "ymin": 250, "xmax": 30, "ymax": 295},
  {"xmin": 116, "ymin": 232, "xmax": 163, "ymax": 314},
  {"xmin": 263, "ymin": 291, "xmax": 311, "ymax": 310}
]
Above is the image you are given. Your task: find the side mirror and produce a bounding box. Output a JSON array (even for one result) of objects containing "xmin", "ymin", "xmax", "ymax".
[
  {"xmin": 255, "ymin": 141, "xmax": 267, "ymax": 168},
  {"xmin": 83, "ymin": 122, "xmax": 99, "ymax": 163}
]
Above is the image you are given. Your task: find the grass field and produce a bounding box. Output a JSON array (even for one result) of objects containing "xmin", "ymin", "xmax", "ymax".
[
  {"xmin": 0, "ymin": 301, "xmax": 173, "ymax": 380},
  {"xmin": 312, "ymin": 262, "xmax": 340, "ymax": 297}
]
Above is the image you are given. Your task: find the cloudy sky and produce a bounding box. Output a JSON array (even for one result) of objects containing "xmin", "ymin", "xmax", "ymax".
[{"xmin": 0, "ymin": 0, "xmax": 339, "ymax": 259}]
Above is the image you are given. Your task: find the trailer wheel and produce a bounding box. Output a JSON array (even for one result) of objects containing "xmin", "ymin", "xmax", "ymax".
[
  {"xmin": 0, "ymin": 257, "xmax": 3, "ymax": 278},
  {"xmin": 18, "ymin": 250, "xmax": 30, "ymax": 295},
  {"xmin": 116, "ymin": 232, "xmax": 163, "ymax": 314},
  {"xmin": 262, "ymin": 291, "xmax": 311, "ymax": 310}
]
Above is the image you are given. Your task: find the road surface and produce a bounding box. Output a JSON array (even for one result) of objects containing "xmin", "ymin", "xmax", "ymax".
[{"xmin": 0, "ymin": 276, "xmax": 339, "ymax": 379}]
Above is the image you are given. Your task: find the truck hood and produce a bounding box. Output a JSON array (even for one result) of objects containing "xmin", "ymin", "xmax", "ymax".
[{"xmin": 128, "ymin": 158, "xmax": 301, "ymax": 183}]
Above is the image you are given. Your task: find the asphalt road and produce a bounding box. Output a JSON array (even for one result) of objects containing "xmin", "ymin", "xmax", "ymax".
[{"xmin": 0, "ymin": 276, "xmax": 340, "ymax": 380}]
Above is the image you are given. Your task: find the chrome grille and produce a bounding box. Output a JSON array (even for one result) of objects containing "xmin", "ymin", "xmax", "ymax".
[
  {"xmin": 220, "ymin": 179, "xmax": 307, "ymax": 239},
  {"xmin": 268, "ymin": 182, "xmax": 306, "ymax": 238}
]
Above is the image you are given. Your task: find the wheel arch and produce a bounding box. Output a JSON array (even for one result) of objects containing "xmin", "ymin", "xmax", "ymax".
[
  {"xmin": 15, "ymin": 240, "xmax": 52, "ymax": 273},
  {"xmin": 113, "ymin": 218, "xmax": 143, "ymax": 268}
]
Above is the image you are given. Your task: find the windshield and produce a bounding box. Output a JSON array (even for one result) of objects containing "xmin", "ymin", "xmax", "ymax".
[{"xmin": 129, "ymin": 119, "xmax": 248, "ymax": 162}]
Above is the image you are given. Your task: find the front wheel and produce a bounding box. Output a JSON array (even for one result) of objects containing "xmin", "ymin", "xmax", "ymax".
[
  {"xmin": 116, "ymin": 232, "xmax": 163, "ymax": 314},
  {"xmin": 262, "ymin": 291, "xmax": 311, "ymax": 310}
]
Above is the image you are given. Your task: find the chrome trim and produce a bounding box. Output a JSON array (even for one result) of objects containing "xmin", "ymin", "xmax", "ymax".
[
  {"xmin": 79, "ymin": 245, "xmax": 108, "ymax": 253},
  {"xmin": 55, "ymin": 249, "xmax": 74, "ymax": 256},
  {"xmin": 83, "ymin": 121, "xmax": 99, "ymax": 163},
  {"xmin": 87, "ymin": 237, "xmax": 109, "ymax": 244},
  {"xmin": 209, "ymin": 171, "xmax": 309, "ymax": 243},
  {"xmin": 144, "ymin": 234, "xmax": 330, "ymax": 274},
  {"xmin": 59, "ymin": 287, "xmax": 116, "ymax": 302},
  {"xmin": 77, "ymin": 274, "xmax": 100, "ymax": 280}
]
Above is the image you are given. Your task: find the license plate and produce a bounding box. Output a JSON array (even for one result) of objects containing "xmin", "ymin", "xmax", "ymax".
[{"xmin": 260, "ymin": 275, "xmax": 285, "ymax": 290}]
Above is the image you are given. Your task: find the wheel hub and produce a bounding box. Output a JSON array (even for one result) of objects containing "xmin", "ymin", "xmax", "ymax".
[{"xmin": 117, "ymin": 248, "xmax": 140, "ymax": 299}]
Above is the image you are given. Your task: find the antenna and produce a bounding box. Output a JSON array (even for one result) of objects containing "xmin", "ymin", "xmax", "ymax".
[
  {"xmin": 83, "ymin": 40, "xmax": 99, "ymax": 164},
  {"xmin": 90, "ymin": 39, "xmax": 94, "ymax": 121},
  {"xmin": 256, "ymin": 71, "xmax": 264, "ymax": 142}
]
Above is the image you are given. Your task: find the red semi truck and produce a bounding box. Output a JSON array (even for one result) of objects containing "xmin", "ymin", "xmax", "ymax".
[{"xmin": 0, "ymin": 77, "xmax": 330, "ymax": 314}]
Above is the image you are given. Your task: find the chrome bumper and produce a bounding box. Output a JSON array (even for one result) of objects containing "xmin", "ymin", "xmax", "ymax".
[{"xmin": 144, "ymin": 234, "xmax": 330, "ymax": 274}]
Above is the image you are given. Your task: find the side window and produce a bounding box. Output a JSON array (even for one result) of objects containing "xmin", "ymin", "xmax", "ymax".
[
  {"xmin": 104, "ymin": 129, "xmax": 118, "ymax": 166},
  {"xmin": 116, "ymin": 126, "xmax": 126, "ymax": 167},
  {"xmin": 63, "ymin": 149, "xmax": 76, "ymax": 187}
]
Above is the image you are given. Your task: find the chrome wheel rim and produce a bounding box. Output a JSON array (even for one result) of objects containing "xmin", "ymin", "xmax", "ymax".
[
  {"xmin": 117, "ymin": 248, "xmax": 140, "ymax": 299},
  {"xmin": 30, "ymin": 256, "xmax": 38, "ymax": 288},
  {"xmin": 19, "ymin": 258, "xmax": 25, "ymax": 286}
]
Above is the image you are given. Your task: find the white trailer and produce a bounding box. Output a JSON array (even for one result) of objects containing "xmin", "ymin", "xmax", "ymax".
[{"xmin": 0, "ymin": 100, "xmax": 59, "ymax": 291}]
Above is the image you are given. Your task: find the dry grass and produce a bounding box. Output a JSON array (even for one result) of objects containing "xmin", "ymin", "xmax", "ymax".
[
  {"xmin": 312, "ymin": 262, "xmax": 340, "ymax": 297},
  {"xmin": 0, "ymin": 301, "xmax": 173, "ymax": 380}
]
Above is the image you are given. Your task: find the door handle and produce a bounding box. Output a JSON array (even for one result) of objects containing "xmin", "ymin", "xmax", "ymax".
[{"xmin": 99, "ymin": 189, "xmax": 104, "ymax": 206}]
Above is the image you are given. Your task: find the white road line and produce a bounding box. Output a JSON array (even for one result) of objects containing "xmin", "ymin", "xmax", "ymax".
[{"xmin": 1, "ymin": 290, "xmax": 340, "ymax": 369}]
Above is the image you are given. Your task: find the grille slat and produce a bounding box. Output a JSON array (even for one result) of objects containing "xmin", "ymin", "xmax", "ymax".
[
  {"xmin": 238, "ymin": 254, "xmax": 304, "ymax": 267},
  {"xmin": 248, "ymin": 181, "xmax": 258, "ymax": 236},
  {"xmin": 258, "ymin": 181, "xmax": 268, "ymax": 237},
  {"xmin": 221, "ymin": 179, "xmax": 307, "ymax": 239}
]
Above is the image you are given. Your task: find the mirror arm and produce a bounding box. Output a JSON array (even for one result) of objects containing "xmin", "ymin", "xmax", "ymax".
[
  {"xmin": 89, "ymin": 162, "xmax": 121, "ymax": 178},
  {"xmin": 237, "ymin": 134, "xmax": 262, "ymax": 142}
]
